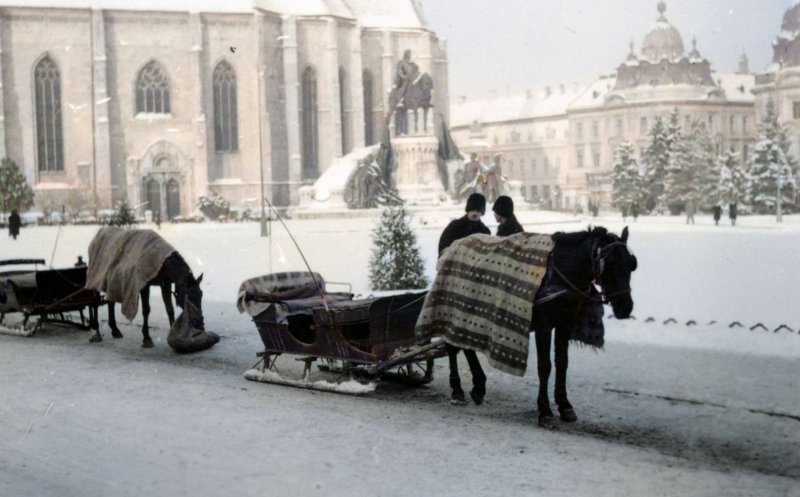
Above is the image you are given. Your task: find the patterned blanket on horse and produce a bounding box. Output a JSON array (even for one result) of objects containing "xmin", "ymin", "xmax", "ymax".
[
  {"xmin": 415, "ymin": 233, "xmax": 554, "ymax": 376},
  {"xmin": 85, "ymin": 227, "xmax": 177, "ymax": 321}
]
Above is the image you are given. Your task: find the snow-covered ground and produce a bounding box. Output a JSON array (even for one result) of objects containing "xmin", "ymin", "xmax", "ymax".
[{"xmin": 1, "ymin": 209, "xmax": 798, "ymax": 497}]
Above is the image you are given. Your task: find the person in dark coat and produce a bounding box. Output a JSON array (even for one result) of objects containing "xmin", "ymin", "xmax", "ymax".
[
  {"xmin": 630, "ymin": 201, "xmax": 639, "ymax": 222},
  {"xmin": 712, "ymin": 205, "xmax": 722, "ymax": 225},
  {"xmin": 729, "ymin": 203, "xmax": 738, "ymax": 226},
  {"xmin": 437, "ymin": 193, "xmax": 490, "ymax": 406},
  {"xmin": 493, "ymin": 195, "xmax": 524, "ymax": 236},
  {"xmin": 8, "ymin": 210, "xmax": 21, "ymax": 240}
]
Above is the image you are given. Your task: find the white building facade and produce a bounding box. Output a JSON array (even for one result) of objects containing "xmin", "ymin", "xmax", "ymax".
[
  {"xmin": 450, "ymin": 2, "xmax": 755, "ymax": 211},
  {"xmin": 0, "ymin": 0, "xmax": 449, "ymax": 218}
]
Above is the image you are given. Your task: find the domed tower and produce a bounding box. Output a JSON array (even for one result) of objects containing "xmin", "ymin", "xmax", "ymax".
[
  {"xmin": 772, "ymin": 2, "xmax": 800, "ymax": 67},
  {"xmin": 641, "ymin": 2, "xmax": 684, "ymax": 62},
  {"xmin": 613, "ymin": 2, "xmax": 715, "ymax": 91}
]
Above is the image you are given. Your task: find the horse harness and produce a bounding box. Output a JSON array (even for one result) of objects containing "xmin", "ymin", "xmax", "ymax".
[{"xmin": 534, "ymin": 238, "xmax": 632, "ymax": 306}]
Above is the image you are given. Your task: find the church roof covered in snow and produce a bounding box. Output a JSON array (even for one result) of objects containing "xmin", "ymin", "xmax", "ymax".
[
  {"xmin": 641, "ymin": 2, "xmax": 684, "ymax": 62},
  {"xmin": 450, "ymin": 85, "xmax": 586, "ymax": 128},
  {"xmin": 0, "ymin": 0, "xmax": 430, "ymax": 28},
  {"xmin": 770, "ymin": 1, "xmax": 800, "ymax": 68}
]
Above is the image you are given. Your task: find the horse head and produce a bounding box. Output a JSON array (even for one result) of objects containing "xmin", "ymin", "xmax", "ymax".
[
  {"xmin": 176, "ymin": 272, "xmax": 205, "ymax": 330},
  {"xmin": 595, "ymin": 227, "xmax": 637, "ymax": 319}
]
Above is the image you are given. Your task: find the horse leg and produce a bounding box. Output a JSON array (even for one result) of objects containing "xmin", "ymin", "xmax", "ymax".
[
  {"xmin": 446, "ymin": 344, "xmax": 466, "ymax": 405},
  {"xmin": 535, "ymin": 328, "xmax": 555, "ymax": 424},
  {"xmin": 108, "ymin": 301, "xmax": 123, "ymax": 339},
  {"xmin": 88, "ymin": 299, "xmax": 102, "ymax": 343},
  {"xmin": 554, "ymin": 327, "xmax": 577, "ymax": 422},
  {"xmin": 464, "ymin": 349, "xmax": 486, "ymax": 405},
  {"xmin": 140, "ymin": 286, "xmax": 154, "ymax": 348},
  {"xmin": 161, "ymin": 283, "xmax": 175, "ymax": 326}
]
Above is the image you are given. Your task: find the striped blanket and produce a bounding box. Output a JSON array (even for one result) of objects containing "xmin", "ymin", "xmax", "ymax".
[{"xmin": 415, "ymin": 233, "xmax": 554, "ymax": 377}]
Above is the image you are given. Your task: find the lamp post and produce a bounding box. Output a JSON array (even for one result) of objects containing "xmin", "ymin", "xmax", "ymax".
[{"xmin": 776, "ymin": 172, "xmax": 783, "ymax": 223}]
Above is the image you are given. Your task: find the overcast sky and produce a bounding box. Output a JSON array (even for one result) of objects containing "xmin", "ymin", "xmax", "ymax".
[{"xmin": 421, "ymin": 0, "xmax": 792, "ymax": 100}]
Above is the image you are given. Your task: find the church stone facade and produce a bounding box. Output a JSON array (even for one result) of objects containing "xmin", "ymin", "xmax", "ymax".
[{"xmin": 0, "ymin": 0, "xmax": 449, "ymax": 218}]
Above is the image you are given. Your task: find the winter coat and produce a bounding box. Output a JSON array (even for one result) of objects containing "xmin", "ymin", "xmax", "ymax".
[
  {"xmin": 438, "ymin": 215, "xmax": 490, "ymax": 256},
  {"xmin": 712, "ymin": 206, "xmax": 722, "ymax": 221},
  {"xmin": 729, "ymin": 203, "xmax": 738, "ymax": 220},
  {"xmin": 8, "ymin": 212, "xmax": 21, "ymax": 237},
  {"xmin": 496, "ymin": 214, "xmax": 524, "ymax": 237}
]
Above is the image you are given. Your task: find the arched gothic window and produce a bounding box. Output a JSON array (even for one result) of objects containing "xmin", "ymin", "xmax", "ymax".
[
  {"xmin": 213, "ymin": 61, "xmax": 238, "ymax": 152},
  {"xmin": 34, "ymin": 56, "xmax": 64, "ymax": 172},
  {"xmin": 135, "ymin": 61, "xmax": 171, "ymax": 114},
  {"xmin": 301, "ymin": 67, "xmax": 319, "ymax": 180},
  {"xmin": 339, "ymin": 66, "xmax": 349, "ymax": 154},
  {"xmin": 362, "ymin": 70, "xmax": 374, "ymax": 145}
]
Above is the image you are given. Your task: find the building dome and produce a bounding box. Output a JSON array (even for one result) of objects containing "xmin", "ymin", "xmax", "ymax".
[
  {"xmin": 641, "ymin": 2, "xmax": 684, "ymax": 62},
  {"xmin": 781, "ymin": 2, "xmax": 800, "ymax": 35}
]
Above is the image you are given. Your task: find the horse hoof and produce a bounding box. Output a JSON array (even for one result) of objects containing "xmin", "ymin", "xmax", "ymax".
[
  {"xmin": 470, "ymin": 390, "xmax": 485, "ymax": 406},
  {"xmin": 559, "ymin": 408, "xmax": 578, "ymax": 422},
  {"xmin": 142, "ymin": 340, "xmax": 154, "ymax": 349},
  {"xmin": 450, "ymin": 391, "xmax": 467, "ymax": 406},
  {"xmin": 111, "ymin": 330, "xmax": 123, "ymax": 339},
  {"xmin": 89, "ymin": 334, "xmax": 102, "ymax": 343}
]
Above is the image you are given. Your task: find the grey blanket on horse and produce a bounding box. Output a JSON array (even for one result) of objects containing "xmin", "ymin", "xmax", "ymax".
[
  {"xmin": 85, "ymin": 227, "xmax": 176, "ymax": 321},
  {"xmin": 415, "ymin": 233, "xmax": 554, "ymax": 377}
]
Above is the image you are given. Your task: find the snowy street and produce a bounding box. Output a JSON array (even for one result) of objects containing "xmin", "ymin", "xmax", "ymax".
[{"xmin": 1, "ymin": 210, "xmax": 799, "ymax": 496}]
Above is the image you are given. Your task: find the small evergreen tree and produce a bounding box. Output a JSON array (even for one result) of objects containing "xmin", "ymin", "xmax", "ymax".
[
  {"xmin": 368, "ymin": 205, "xmax": 428, "ymax": 291},
  {"xmin": 745, "ymin": 100, "xmax": 797, "ymax": 215},
  {"xmin": 0, "ymin": 157, "xmax": 34, "ymax": 213},
  {"xmin": 110, "ymin": 199, "xmax": 137, "ymax": 227},
  {"xmin": 642, "ymin": 109, "xmax": 680, "ymax": 211},
  {"xmin": 611, "ymin": 142, "xmax": 646, "ymax": 211},
  {"xmin": 717, "ymin": 151, "xmax": 745, "ymax": 206}
]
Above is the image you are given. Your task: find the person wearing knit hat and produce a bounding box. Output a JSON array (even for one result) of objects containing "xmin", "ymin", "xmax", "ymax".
[
  {"xmin": 435, "ymin": 192, "xmax": 490, "ymax": 405},
  {"xmin": 493, "ymin": 195, "xmax": 524, "ymax": 237}
]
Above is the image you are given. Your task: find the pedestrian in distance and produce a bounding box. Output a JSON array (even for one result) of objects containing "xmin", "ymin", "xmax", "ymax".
[
  {"xmin": 712, "ymin": 205, "xmax": 722, "ymax": 226},
  {"xmin": 437, "ymin": 193, "xmax": 491, "ymax": 406},
  {"xmin": 621, "ymin": 203, "xmax": 628, "ymax": 222},
  {"xmin": 630, "ymin": 201, "xmax": 639, "ymax": 222},
  {"xmin": 685, "ymin": 199, "xmax": 696, "ymax": 225},
  {"xmin": 729, "ymin": 203, "xmax": 738, "ymax": 226},
  {"xmin": 8, "ymin": 209, "xmax": 21, "ymax": 240},
  {"xmin": 493, "ymin": 195, "xmax": 524, "ymax": 237}
]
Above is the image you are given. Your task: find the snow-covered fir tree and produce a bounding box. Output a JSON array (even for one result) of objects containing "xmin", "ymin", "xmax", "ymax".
[
  {"xmin": 642, "ymin": 109, "xmax": 680, "ymax": 211},
  {"xmin": 0, "ymin": 157, "xmax": 34, "ymax": 213},
  {"xmin": 664, "ymin": 118, "xmax": 716, "ymax": 208},
  {"xmin": 745, "ymin": 100, "xmax": 797, "ymax": 215},
  {"xmin": 368, "ymin": 205, "xmax": 428, "ymax": 291},
  {"xmin": 717, "ymin": 151, "xmax": 745, "ymax": 206},
  {"xmin": 611, "ymin": 141, "xmax": 646, "ymax": 211}
]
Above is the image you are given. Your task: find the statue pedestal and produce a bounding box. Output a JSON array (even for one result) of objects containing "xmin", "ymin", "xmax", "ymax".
[{"xmin": 392, "ymin": 135, "xmax": 445, "ymax": 206}]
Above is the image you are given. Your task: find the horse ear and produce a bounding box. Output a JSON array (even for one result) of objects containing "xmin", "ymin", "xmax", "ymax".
[
  {"xmin": 621, "ymin": 226, "xmax": 629, "ymax": 242},
  {"xmin": 196, "ymin": 273, "xmax": 203, "ymax": 285}
]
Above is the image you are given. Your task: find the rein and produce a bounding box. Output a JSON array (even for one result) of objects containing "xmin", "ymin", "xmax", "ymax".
[{"xmin": 546, "ymin": 238, "xmax": 632, "ymax": 304}]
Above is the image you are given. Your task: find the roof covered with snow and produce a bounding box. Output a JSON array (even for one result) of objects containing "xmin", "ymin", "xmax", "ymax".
[
  {"xmin": 0, "ymin": 0, "xmax": 429, "ymax": 27},
  {"xmin": 450, "ymin": 85, "xmax": 587, "ymax": 127}
]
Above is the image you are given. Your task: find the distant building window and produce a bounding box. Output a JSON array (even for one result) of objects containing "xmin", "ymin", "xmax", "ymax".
[
  {"xmin": 794, "ymin": 102, "xmax": 800, "ymax": 120},
  {"xmin": 742, "ymin": 116, "xmax": 748, "ymax": 133},
  {"xmin": 591, "ymin": 121, "xmax": 598, "ymax": 139},
  {"xmin": 135, "ymin": 61, "xmax": 171, "ymax": 114},
  {"xmin": 213, "ymin": 61, "xmax": 238, "ymax": 152},
  {"xmin": 34, "ymin": 56, "xmax": 64, "ymax": 172},
  {"xmin": 532, "ymin": 158, "xmax": 538, "ymax": 174},
  {"xmin": 615, "ymin": 118, "xmax": 623, "ymax": 136},
  {"xmin": 730, "ymin": 115, "xmax": 736, "ymax": 133},
  {"xmin": 339, "ymin": 66, "xmax": 349, "ymax": 154},
  {"xmin": 640, "ymin": 117, "xmax": 648, "ymax": 135},
  {"xmin": 592, "ymin": 150, "xmax": 600, "ymax": 168},
  {"xmin": 543, "ymin": 157, "xmax": 550, "ymax": 172},
  {"xmin": 576, "ymin": 149, "xmax": 584, "ymax": 169},
  {"xmin": 708, "ymin": 113, "xmax": 715, "ymax": 132},
  {"xmin": 576, "ymin": 123, "xmax": 583, "ymax": 141}
]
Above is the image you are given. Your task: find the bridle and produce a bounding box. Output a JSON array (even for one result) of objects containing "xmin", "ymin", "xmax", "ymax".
[{"xmin": 547, "ymin": 238, "xmax": 633, "ymax": 304}]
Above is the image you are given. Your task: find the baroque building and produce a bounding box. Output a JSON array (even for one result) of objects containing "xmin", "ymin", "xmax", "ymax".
[
  {"xmin": 0, "ymin": 0, "xmax": 449, "ymax": 218},
  {"xmin": 753, "ymin": 1, "xmax": 800, "ymax": 158},
  {"xmin": 450, "ymin": 2, "xmax": 755, "ymax": 211}
]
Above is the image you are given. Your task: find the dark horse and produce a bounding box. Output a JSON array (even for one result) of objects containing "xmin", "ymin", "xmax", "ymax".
[
  {"xmin": 86, "ymin": 228, "xmax": 215, "ymax": 352},
  {"xmin": 389, "ymin": 73, "xmax": 433, "ymax": 136},
  {"xmin": 446, "ymin": 227, "xmax": 637, "ymax": 422},
  {"xmin": 102, "ymin": 253, "xmax": 204, "ymax": 348}
]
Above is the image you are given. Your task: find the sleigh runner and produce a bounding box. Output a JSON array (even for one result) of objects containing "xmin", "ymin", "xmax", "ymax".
[{"xmin": 238, "ymin": 271, "xmax": 446, "ymax": 394}]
